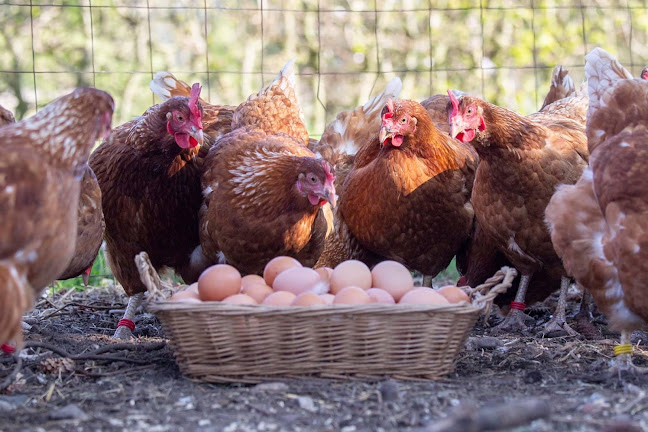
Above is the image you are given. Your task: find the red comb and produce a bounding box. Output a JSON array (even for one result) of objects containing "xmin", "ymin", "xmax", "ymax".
[
  {"xmin": 322, "ymin": 160, "xmax": 335, "ymax": 183},
  {"xmin": 447, "ymin": 90, "xmax": 459, "ymax": 117},
  {"xmin": 382, "ymin": 98, "xmax": 395, "ymax": 120},
  {"xmin": 189, "ymin": 83, "xmax": 202, "ymax": 120}
]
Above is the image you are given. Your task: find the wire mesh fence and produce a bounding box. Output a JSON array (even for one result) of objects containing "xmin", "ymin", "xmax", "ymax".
[
  {"xmin": 2, "ymin": 0, "xmax": 648, "ymax": 133},
  {"xmin": 1, "ymin": 0, "xmax": 647, "ymax": 284}
]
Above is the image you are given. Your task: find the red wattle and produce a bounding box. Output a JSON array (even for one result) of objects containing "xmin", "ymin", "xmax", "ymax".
[{"xmin": 391, "ymin": 135, "xmax": 404, "ymax": 147}]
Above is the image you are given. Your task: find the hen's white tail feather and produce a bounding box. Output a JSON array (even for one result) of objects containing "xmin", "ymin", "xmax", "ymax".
[
  {"xmin": 585, "ymin": 48, "xmax": 634, "ymax": 117},
  {"xmin": 363, "ymin": 77, "xmax": 403, "ymax": 113},
  {"xmin": 150, "ymin": 71, "xmax": 177, "ymax": 101},
  {"xmin": 553, "ymin": 65, "xmax": 576, "ymax": 95},
  {"xmin": 251, "ymin": 58, "xmax": 297, "ymax": 101}
]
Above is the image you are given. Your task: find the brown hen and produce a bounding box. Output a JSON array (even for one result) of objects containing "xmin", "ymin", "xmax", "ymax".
[
  {"xmin": 90, "ymin": 84, "xmax": 209, "ymax": 339},
  {"xmin": 455, "ymin": 66, "xmax": 583, "ymax": 318},
  {"xmin": 448, "ymin": 83, "xmax": 588, "ymax": 335},
  {"xmin": 0, "ymin": 87, "xmax": 114, "ymax": 347},
  {"xmin": 336, "ymin": 98, "xmax": 477, "ymax": 279},
  {"xmin": 0, "ymin": 105, "xmax": 105, "ymax": 288},
  {"xmin": 199, "ymin": 60, "xmax": 336, "ymax": 275},
  {"xmin": 546, "ymin": 48, "xmax": 648, "ymax": 372}
]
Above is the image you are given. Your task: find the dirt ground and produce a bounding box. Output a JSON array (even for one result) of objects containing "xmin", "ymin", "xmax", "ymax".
[{"xmin": 2, "ymin": 283, "xmax": 648, "ymax": 432}]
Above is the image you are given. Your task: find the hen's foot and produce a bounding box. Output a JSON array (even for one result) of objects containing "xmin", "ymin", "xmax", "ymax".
[
  {"xmin": 541, "ymin": 316, "xmax": 579, "ymax": 338},
  {"xmin": 491, "ymin": 309, "xmax": 535, "ymax": 335},
  {"xmin": 113, "ymin": 326, "xmax": 133, "ymax": 340},
  {"xmin": 606, "ymin": 353, "xmax": 648, "ymax": 382}
]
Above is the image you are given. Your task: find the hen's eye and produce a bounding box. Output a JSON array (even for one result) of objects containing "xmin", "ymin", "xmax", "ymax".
[
  {"xmin": 309, "ymin": 176, "xmax": 317, "ymax": 183},
  {"xmin": 177, "ymin": 114, "xmax": 184, "ymax": 121},
  {"xmin": 467, "ymin": 108, "xmax": 472, "ymax": 114},
  {"xmin": 400, "ymin": 117, "xmax": 407, "ymax": 123}
]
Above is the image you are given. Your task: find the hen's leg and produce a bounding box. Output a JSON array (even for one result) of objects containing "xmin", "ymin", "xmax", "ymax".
[
  {"xmin": 541, "ymin": 277, "xmax": 579, "ymax": 337},
  {"xmin": 492, "ymin": 274, "xmax": 535, "ymax": 334},
  {"xmin": 608, "ymin": 330, "xmax": 647, "ymax": 377},
  {"xmin": 572, "ymin": 287, "xmax": 601, "ymax": 338},
  {"xmin": 422, "ymin": 275, "xmax": 434, "ymax": 288},
  {"xmin": 113, "ymin": 292, "xmax": 144, "ymax": 340}
]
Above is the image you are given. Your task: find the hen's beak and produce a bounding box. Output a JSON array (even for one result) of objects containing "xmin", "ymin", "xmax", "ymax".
[
  {"xmin": 189, "ymin": 126, "xmax": 204, "ymax": 147},
  {"xmin": 449, "ymin": 123, "xmax": 460, "ymax": 140},
  {"xmin": 449, "ymin": 116, "xmax": 464, "ymax": 140},
  {"xmin": 379, "ymin": 126, "xmax": 392, "ymax": 145},
  {"xmin": 323, "ymin": 185, "xmax": 337, "ymax": 208}
]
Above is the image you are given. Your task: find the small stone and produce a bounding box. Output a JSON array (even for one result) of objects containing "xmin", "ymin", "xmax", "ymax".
[
  {"xmin": 0, "ymin": 401, "xmax": 14, "ymax": 411},
  {"xmin": 297, "ymin": 395, "xmax": 317, "ymax": 412},
  {"xmin": 468, "ymin": 336, "xmax": 503, "ymax": 350},
  {"xmin": 252, "ymin": 382, "xmax": 289, "ymax": 393},
  {"xmin": 0, "ymin": 395, "xmax": 29, "ymax": 407},
  {"xmin": 378, "ymin": 380, "xmax": 400, "ymax": 402},
  {"xmin": 48, "ymin": 404, "xmax": 88, "ymax": 421}
]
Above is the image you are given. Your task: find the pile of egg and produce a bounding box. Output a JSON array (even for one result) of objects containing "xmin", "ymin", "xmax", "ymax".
[{"xmin": 170, "ymin": 257, "xmax": 469, "ymax": 306}]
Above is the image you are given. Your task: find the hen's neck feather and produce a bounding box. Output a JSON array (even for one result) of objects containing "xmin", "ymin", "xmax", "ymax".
[
  {"xmin": 230, "ymin": 151, "xmax": 316, "ymax": 214},
  {"xmin": 125, "ymin": 108, "xmax": 197, "ymax": 175},
  {"xmin": 475, "ymin": 102, "xmax": 544, "ymax": 155}
]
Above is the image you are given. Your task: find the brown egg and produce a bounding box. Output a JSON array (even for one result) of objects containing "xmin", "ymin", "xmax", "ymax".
[
  {"xmin": 330, "ymin": 260, "xmax": 372, "ymax": 294},
  {"xmin": 366, "ymin": 288, "xmax": 396, "ymax": 304},
  {"xmin": 241, "ymin": 283, "xmax": 274, "ymax": 303},
  {"xmin": 198, "ymin": 264, "xmax": 242, "ymax": 301},
  {"xmin": 399, "ymin": 288, "xmax": 449, "ymax": 305},
  {"xmin": 291, "ymin": 292, "xmax": 327, "ymax": 306},
  {"xmin": 262, "ymin": 291, "xmax": 297, "ymax": 306},
  {"xmin": 315, "ymin": 267, "xmax": 333, "ymax": 284},
  {"xmin": 371, "ymin": 260, "xmax": 413, "ymax": 301},
  {"xmin": 437, "ymin": 285, "xmax": 470, "ymax": 304},
  {"xmin": 170, "ymin": 290, "xmax": 202, "ymax": 303},
  {"xmin": 222, "ymin": 293, "xmax": 258, "ymax": 305},
  {"xmin": 333, "ymin": 286, "xmax": 372, "ymax": 305},
  {"xmin": 272, "ymin": 267, "xmax": 322, "ymax": 295},
  {"xmin": 241, "ymin": 274, "xmax": 267, "ymax": 289},
  {"xmin": 320, "ymin": 293, "xmax": 335, "ymax": 304},
  {"xmin": 184, "ymin": 282, "xmax": 199, "ymax": 295},
  {"xmin": 263, "ymin": 256, "xmax": 302, "ymax": 287}
]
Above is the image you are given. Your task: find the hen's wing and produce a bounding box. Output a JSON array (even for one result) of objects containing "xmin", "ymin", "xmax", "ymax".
[
  {"xmin": 232, "ymin": 59, "xmax": 309, "ymax": 146},
  {"xmin": 531, "ymin": 82, "xmax": 588, "ymax": 125},
  {"xmin": 585, "ymin": 47, "xmax": 635, "ymax": 154},
  {"xmin": 150, "ymin": 71, "xmax": 235, "ymax": 140},
  {"xmin": 58, "ymin": 166, "xmax": 104, "ymax": 281},
  {"xmin": 200, "ymin": 128, "xmax": 329, "ymax": 274},
  {"xmin": 540, "ymin": 65, "xmax": 575, "ymax": 110}
]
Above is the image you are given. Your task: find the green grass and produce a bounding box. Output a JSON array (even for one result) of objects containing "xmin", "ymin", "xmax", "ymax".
[{"xmin": 52, "ymin": 246, "xmax": 114, "ymax": 291}]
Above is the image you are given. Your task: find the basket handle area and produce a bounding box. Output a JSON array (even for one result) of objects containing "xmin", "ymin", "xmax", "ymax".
[
  {"xmin": 135, "ymin": 251, "xmax": 175, "ymax": 304},
  {"xmin": 462, "ymin": 266, "xmax": 518, "ymax": 320}
]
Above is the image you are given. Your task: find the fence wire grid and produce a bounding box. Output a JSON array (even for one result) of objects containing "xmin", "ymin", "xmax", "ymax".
[
  {"xmin": 1, "ymin": 0, "xmax": 647, "ymax": 284},
  {"xmin": 2, "ymin": 0, "xmax": 648, "ymax": 135}
]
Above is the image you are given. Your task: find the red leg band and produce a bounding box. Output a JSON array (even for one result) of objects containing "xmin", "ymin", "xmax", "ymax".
[
  {"xmin": 117, "ymin": 319, "xmax": 136, "ymax": 332},
  {"xmin": 1, "ymin": 344, "xmax": 15, "ymax": 354},
  {"xmin": 510, "ymin": 301, "xmax": 526, "ymax": 311}
]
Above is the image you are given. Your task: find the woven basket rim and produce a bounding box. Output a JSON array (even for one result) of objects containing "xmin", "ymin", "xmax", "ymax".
[{"xmin": 148, "ymin": 300, "xmax": 481, "ymax": 314}]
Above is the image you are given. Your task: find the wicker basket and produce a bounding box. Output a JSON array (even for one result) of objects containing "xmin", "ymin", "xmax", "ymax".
[{"xmin": 138, "ymin": 253, "xmax": 517, "ymax": 383}]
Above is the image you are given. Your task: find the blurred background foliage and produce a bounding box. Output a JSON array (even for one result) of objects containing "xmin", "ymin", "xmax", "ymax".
[{"xmin": 1, "ymin": 0, "xmax": 647, "ymax": 138}]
